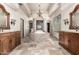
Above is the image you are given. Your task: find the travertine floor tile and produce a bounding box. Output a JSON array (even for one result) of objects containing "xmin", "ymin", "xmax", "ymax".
[{"xmin": 9, "ymin": 31, "xmax": 70, "ymax": 55}]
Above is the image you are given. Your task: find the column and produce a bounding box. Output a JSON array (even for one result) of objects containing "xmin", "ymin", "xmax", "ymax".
[
  {"xmin": 43, "ymin": 19, "xmax": 47, "ymax": 32},
  {"xmin": 33, "ymin": 19, "xmax": 36, "ymax": 32}
]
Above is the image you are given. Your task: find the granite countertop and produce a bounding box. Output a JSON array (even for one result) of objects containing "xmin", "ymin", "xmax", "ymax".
[
  {"xmin": 59, "ymin": 31, "xmax": 79, "ymax": 33},
  {"xmin": 0, "ymin": 30, "xmax": 20, "ymax": 34}
]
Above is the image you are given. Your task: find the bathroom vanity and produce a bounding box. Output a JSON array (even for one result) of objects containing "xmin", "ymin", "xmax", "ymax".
[
  {"xmin": 0, "ymin": 31, "xmax": 21, "ymax": 55},
  {"xmin": 59, "ymin": 31, "xmax": 79, "ymax": 55}
]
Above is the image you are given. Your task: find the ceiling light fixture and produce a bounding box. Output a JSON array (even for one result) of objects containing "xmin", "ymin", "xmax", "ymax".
[
  {"xmin": 38, "ymin": 5, "xmax": 41, "ymax": 17},
  {"xmin": 37, "ymin": 4, "xmax": 43, "ymax": 20}
]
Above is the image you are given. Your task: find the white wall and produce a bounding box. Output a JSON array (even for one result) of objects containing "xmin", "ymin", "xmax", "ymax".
[
  {"xmin": 50, "ymin": 4, "xmax": 61, "ymax": 39},
  {"xmin": 0, "ymin": 4, "xmax": 29, "ymax": 37},
  {"xmin": 50, "ymin": 3, "xmax": 79, "ymax": 39},
  {"xmin": 61, "ymin": 3, "xmax": 79, "ymax": 32}
]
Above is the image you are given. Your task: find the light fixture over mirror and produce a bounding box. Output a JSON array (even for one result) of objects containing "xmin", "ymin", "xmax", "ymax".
[
  {"xmin": 64, "ymin": 19, "xmax": 69, "ymax": 25},
  {"xmin": 11, "ymin": 19, "xmax": 16, "ymax": 25}
]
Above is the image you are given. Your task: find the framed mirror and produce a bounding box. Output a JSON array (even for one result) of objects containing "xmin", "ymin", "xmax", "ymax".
[
  {"xmin": 0, "ymin": 4, "xmax": 10, "ymax": 29},
  {"xmin": 70, "ymin": 4, "xmax": 79, "ymax": 29}
]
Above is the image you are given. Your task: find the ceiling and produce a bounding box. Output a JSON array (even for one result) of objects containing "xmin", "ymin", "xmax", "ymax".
[
  {"xmin": 5, "ymin": 3, "xmax": 60, "ymax": 17},
  {"xmin": 27, "ymin": 3, "xmax": 50, "ymax": 13},
  {"xmin": 19, "ymin": 3, "xmax": 59, "ymax": 17}
]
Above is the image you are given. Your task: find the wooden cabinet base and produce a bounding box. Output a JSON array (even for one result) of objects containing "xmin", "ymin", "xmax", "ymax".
[
  {"xmin": 59, "ymin": 43, "xmax": 76, "ymax": 55},
  {"xmin": 0, "ymin": 31, "xmax": 21, "ymax": 55},
  {"xmin": 59, "ymin": 31, "xmax": 79, "ymax": 55}
]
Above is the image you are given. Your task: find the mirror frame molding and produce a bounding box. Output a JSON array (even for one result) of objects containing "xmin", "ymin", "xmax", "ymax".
[
  {"xmin": 0, "ymin": 4, "xmax": 10, "ymax": 29},
  {"xmin": 70, "ymin": 4, "xmax": 79, "ymax": 29}
]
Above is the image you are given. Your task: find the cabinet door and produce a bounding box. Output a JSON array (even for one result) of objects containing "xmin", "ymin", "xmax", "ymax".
[
  {"xmin": 59, "ymin": 32, "xmax": 64, "ymax": 45},
  {"xmin": 69, "ymin": 34, "xmax": 79, "ymax": 54},
  {"xmin": 64, "ymin": 33, "xmax": 69, "ymax": 47},
  {"xmin": 1, "ymin": 37, "xmax": 10, "ymax": 55},
  {"xmin": 59, "ymin": 32, "xmax": 69, "ymax": 48},
  {"xmin": 0, "ymin": 40, "xmax": 1, "ymax": 54},
  {"xmin": 15, "ymin": 32, "xmax": 18, "ymax": 46},
  {"xmin": 10, "ymin": 33, "xmax": 16, "ymax": 49},
  {"xmin": 16, "ymin": 32, "xmax": 21, "ymax": 45}
]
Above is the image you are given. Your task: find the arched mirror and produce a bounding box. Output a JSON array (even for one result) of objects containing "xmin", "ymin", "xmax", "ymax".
[
  {"xmin": 0, "ymin": 4, "xmax": 10, "ymax": 29},
  {"xmin": 70, "ymin": 4, "xmax": 79, "ymax": 30}
]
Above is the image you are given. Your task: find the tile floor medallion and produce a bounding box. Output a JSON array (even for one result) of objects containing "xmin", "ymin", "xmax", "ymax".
[{"xmin": 9, "ymin": 30, "xmax": 70, "ymax": 55}]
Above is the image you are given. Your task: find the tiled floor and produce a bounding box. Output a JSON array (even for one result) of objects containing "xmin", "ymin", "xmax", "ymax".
[{"xmin": 9, "ymin": 30, "xmax": 70, "ymax": 55}]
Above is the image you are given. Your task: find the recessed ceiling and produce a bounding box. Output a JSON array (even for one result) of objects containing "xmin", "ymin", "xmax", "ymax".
[
  {"xmin": 27, "ymin": 3, "xmax": 50, "ymax": 13},
  {"xmin": 5, "ymin": 3, "xmax": 59, "ymax": 17}
]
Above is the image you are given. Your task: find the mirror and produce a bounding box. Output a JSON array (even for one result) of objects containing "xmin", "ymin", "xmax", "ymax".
[
  {"xmin": 0, "ymin": 4, "xmax": 10, "ymax": 29},
  {"xmin": 70, "ymin": 4, "xmax": 79, "ymax": 29}
]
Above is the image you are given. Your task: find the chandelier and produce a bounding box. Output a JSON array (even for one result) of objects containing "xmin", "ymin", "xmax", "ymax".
[
  {"xmin": 36, "ymin": 4, "xmax": 43, "ymax": 20},
  {"xmin": 38, "ymin": 5, "xmax": 41, "ymax": 17},
  {"xmin": 31, "ymin": 4, "xmax": 44, "ymax": 20}
]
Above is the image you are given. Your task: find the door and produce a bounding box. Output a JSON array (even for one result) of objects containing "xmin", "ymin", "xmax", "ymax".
[
  {"xmin": 20, "ymin": 18, "xmax": 24, "ymax": 38},
  {"xmin": 47, "ymin": 23, "xmax": 50, "ymax": 32},
  {"xmin": 29, "ymin": 22, "xmax": 33, "ymax": 33}
]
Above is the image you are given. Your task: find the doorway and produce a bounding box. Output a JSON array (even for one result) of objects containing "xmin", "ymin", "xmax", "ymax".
[
  {"xmin": 29, "ymin": 21, "xmax": 33, "ymax": 33},
  {"xmin": 47, "ymin": 23, "xmax": 50, "ymax": 33},
  {"xmin": 36, "ymin": 20, "xmax": 44, "ymax": 31},
  {"xmin": 20, "ymin": 18, "xmax": 24, "ymax": 38}
]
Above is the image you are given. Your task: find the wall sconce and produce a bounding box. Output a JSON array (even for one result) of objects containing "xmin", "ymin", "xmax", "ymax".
[
  {"xmin": 11, "ymin": 19, "xmax": 16, "ymax": 25},
  {"xmin": 64, "ymin": 19, "xmax": 69, "ymax": 25},
  {"xmin": 75, "ymin": 26, "xmax": 79, "ymax": 31}
]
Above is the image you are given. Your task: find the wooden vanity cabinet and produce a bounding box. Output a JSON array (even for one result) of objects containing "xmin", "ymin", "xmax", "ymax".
[
  {"xmin": 59, "ymin": 31, "xmax": 79, "ymax": 54},
  {"xmin": 0, "ymin": 40, "xmax": 1, "ymax": 55},
  {"xmin": 0, "ymin": 33, "xmax": 11, "ymax": 54},
  {"xmin": 15, "ymin": 32, "xmax": 21, "ymax": 46},
  {"xmin": 10, "ymin": 32, "xmax": 16, "ymax": 50},
  {"xmin": 0, "ymin": 31, "xmax": 21, "ymax": 55}
]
